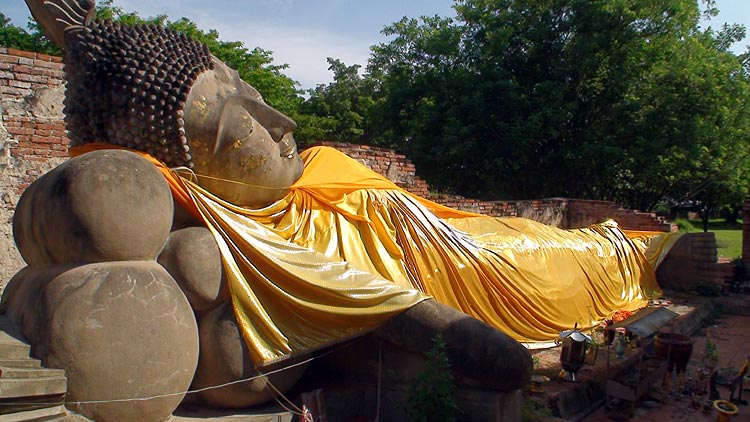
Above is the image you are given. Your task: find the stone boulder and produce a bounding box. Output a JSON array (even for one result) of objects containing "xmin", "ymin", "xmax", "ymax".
[
  {"xmin": 13, "ymin": 149, "xmax": 173, "ymax": 265},
  {"xmin": 192, "ymin": 302, "xmax": 308, "ymax": 408},
  {"xmin": 158, "ymin": 226, "xmax": 228, "ymax": 313},
  {"xmin": 5, "ymin": 261, "xmax": 199, "ymax": 422},
  {"xmin": 375, "ymin": 299, "xmax": 533, "ymax": 391}
]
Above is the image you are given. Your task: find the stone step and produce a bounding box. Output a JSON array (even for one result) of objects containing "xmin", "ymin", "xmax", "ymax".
[
  {"xmin": 171, "ymin": 404, "xmax": 294, "ymax": 422},
  {"xmin": 0, "ymin": 394, "xmax": 67, "ymax": 417},
  {"xmin": 0, "ymin": 316, "xmax": 72, "ymax": 420},
  {"xmin": 0, "ymin": 358, "xmax": 42, "ymax": 369},
  {"xmin": 0, "ymin": 342, "xmax": 32, "ymax": 359},
  {"xmin": 0, "ymin": 404, "xmax": 67, "ymax": 421},
  {"xmin": 1, "ymin": 367, "xmax": 66, "ymax": 379},
  {"xmin": 0, "ymin": 376, "xmax": 67, "ymax": 399}
]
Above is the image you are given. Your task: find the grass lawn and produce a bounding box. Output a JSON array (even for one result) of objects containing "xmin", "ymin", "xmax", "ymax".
[
  {"xmin": 679, "ymin": 219, "xmax": 742, "ymax": 259},
  {"xmin": 714, "ymin": 229, "xmax": 742, "ymax": 259}
]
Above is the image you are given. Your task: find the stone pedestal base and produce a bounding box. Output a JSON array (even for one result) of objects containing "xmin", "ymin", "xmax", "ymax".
[{"xmin": 317, "ymin": 383, "xmax": 522, "ymax": 422}]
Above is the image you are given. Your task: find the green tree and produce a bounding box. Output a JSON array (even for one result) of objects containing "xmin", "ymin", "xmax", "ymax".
[
  {"xmin": 366, "ymin": 0, "xmax": 750, "ymax": 209},
  {"xmin": 368, "ymin": 15, "xmax": 476, "ymax": 194},
  {"xmin": 618, "ymin": 19, "xmax": 750, "ymax": 215},
  {"xmin": 296, "ymin": 58, "xmax": 376, "ymax": 146},
  {"xmin": 0, "ymin": 12, "xmax": 60, "ymax": 55}
]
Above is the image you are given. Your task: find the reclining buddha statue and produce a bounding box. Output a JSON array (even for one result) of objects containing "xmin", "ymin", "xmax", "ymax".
[{"xmin": 2, "ymin": 0, "xmax": 665, "ymax": 420}]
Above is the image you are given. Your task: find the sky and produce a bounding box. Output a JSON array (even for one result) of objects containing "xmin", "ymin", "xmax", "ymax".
[{"xmin": 2, "ymin": 0, "xmax": 749, "ymax": 91}]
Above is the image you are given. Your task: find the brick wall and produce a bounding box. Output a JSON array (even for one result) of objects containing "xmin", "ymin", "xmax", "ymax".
[
  {"xmin": 656, "ymin": 232, "xmax": 726, "ymax": 291},
  {"xmin": 315, "ymin": 142, "xmax": 672, "ymax": 231},
  {"xmin": 0, "ymin": 47, "xmax": 68, "ymax": 285},
  {"xmin": 315, "ymin": 142, "xmax": 431, "ymax": 197},
  {"xmin": 0, "ymin": 48, "xmax": 672, "ymax": 287},
  {"xmin": 565, "ymin": 199, "xmax": 673, "ymax": 232}
]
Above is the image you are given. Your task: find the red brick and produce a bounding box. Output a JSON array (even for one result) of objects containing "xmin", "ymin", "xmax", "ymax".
[
  {"xmin": 9, "ymin": 79, "xmax": 32, "ymax": 89},
  {"xmin": 12, "ymin": 64, "xmax": 33, "ymax": 74},
  {"xmin": 16, "ymin": 73, "xmax": 48, "ymax": 84},
  {"xmin": 6, "ymin": 48, "xmax": 37, "ymax": 60},
  {"xmin": 6, "ymin": 127, "xmax": 34, "ymax": 136},
  {"xmin": 32, "ymin": 59, "xmax": 63, "ymax": 69},
  {"xmin": 31, "ymin": 136, "xmax": 61, "ymax": 144},
  {"xmin": 38, "ymin": 69, "xmax": 64, "ymax": 78},
  {"xmin": 0, "ymin": 54, "xmax": 20, "ymax": 65},
  {"xmin": 10, "ymin": 135, "xmax": 31, "ymax": 144},
  {"xmin": 0, "ymin": 86, "xmax": 28, "ymax": 96},
  {"xmin": 12, "ymin": 148, "xmax": 32, "ymax": 156},
  {"xmin": 39, "ymin": 123, "xmax": 65, "ymax": 131}
]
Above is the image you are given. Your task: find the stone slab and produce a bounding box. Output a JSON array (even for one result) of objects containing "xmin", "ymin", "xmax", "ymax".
[
  {"xmin": 1, "ymin": 404, "xmax": 66, "ymax": 422},
  {"xmin": 0, "ymin": 376, "xmax": 67, "ymax": 399},
  {"xmin": 0, "ymin": 367, "xmax": 65, "ymax": 379},
  {"xmin": 170, "ymin": 405, "xmax": 293, "ymax": 422},
  {"xmin": 0, "ymin": 342, "xmax": 31, "ymax": 359},
  {"xmin": 0, "ymin": 358, "xmax": 42, "ymax": 369}
]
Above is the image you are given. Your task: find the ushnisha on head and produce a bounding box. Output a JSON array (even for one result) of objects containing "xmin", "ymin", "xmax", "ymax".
[
  {"xmin": 64, "ymin": 20, "xmax": 214, "ymax": 168},
  {"xmin": 27, "ymin": 0, "xmax": 303, "ymax": 207}
]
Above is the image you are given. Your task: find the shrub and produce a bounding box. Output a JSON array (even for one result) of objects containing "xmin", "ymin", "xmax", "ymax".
[
  {"xmin": 408, "ymin": 334, "xmax": 460, "ymax": 422},
  {"xmin": 673, "ymin": 218, "xmax": 696, "ymax": 233}
]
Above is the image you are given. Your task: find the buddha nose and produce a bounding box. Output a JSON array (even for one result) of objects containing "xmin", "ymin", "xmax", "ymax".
[
  {"xmin": 265, "ymin": 113, "xmax": 297, "ymax": 143},
  {"xmin": 243, "ymin": 98, "xmax": 297, "ymax": 143}
]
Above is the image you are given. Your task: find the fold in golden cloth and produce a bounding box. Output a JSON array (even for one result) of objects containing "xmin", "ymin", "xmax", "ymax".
[{"xmin": 71, "ymin": 144, "xmax": 667, "ymax": 366}]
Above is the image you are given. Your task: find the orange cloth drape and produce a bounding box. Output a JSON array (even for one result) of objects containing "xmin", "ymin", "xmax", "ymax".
[{"xmin": 70, "ymin": 143, "xmax": 666, "ymax": 362}]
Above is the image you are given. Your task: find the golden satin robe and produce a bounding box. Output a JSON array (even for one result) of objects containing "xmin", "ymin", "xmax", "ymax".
[
  {"xmin": 285, "ymin": 147, "xmax": 660, "ymax": 338},
  {"xmin": 71, "ymin": 144, "xmax": 665, "ymax": 366}
]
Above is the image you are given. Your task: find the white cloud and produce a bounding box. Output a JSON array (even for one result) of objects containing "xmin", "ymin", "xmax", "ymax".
[
  {"xmin": 218, "ymin": 23, "xmax": 374, "ymax": 89},
  {"xmin": 116, "ymin": 0, "xmax": 374, "ymax": 89},
  {"xmin": 7, "ymin": 0, "xmax": 443, "ymax": 90}
]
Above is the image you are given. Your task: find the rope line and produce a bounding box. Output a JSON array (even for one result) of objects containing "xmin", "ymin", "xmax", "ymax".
[
  {"xmin": 265, "ymin": 379, "xmax": 305, "ymax": 417},
  {"xmin": 172, "ymin": 167, "xmax": 294, "ymax": 190},
  {"xmin": 0, "ymin": 339, "xmax": 356, "ymax": 407},
  {"xmin": 373, "ymin": 340, "xmax": 383, "ymax": 422}
]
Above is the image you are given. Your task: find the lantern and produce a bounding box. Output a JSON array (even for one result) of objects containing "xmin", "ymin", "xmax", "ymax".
[{"xmin": 559, "ymin": 323, "xmax": 591, "ymax": 382}]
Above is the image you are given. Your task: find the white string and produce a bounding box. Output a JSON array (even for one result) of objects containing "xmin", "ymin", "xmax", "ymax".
[
  {"xmin": 171, "ymin": 168, "xmax": 294, "ymax": 191},
  {"xmin": 0, "ymin": 340, "xmax": 356, "ymax": 407},
  {"xmin": 265, "ymin": 379, "xmax": 305, "ymax": 417},
  {"xmin": 373, "ymin": 340, "xmax": 383, "ymax": 422}
]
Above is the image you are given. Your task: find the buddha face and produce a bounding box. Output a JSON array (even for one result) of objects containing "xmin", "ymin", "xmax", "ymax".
[{"xmin": 184, "ymin": 57, "xmax": 303, "ymax": 207}]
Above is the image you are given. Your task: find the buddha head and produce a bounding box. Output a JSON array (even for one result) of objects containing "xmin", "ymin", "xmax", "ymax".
[
  {"xmin": 184, "ymin": 58, "xmax": 303, "ymax": 207},
  {"xmin": 42, "ymin": 1, "xmax": 303, "ymax": 207}
]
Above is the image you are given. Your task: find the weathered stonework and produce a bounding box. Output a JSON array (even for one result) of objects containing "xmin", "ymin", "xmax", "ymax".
[{"xmin": 0, "ymin": 48, "xmax": 67, "ymax": 289}]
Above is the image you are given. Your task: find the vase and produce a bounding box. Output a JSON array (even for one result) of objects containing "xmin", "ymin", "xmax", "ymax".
[
  {"xmin": 713, "ymin": 399, "xmax": 739, "ymax": 422},
  {"xmin": 615, "ymin": 334, "xmax": 626, "ymax": 359}
]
